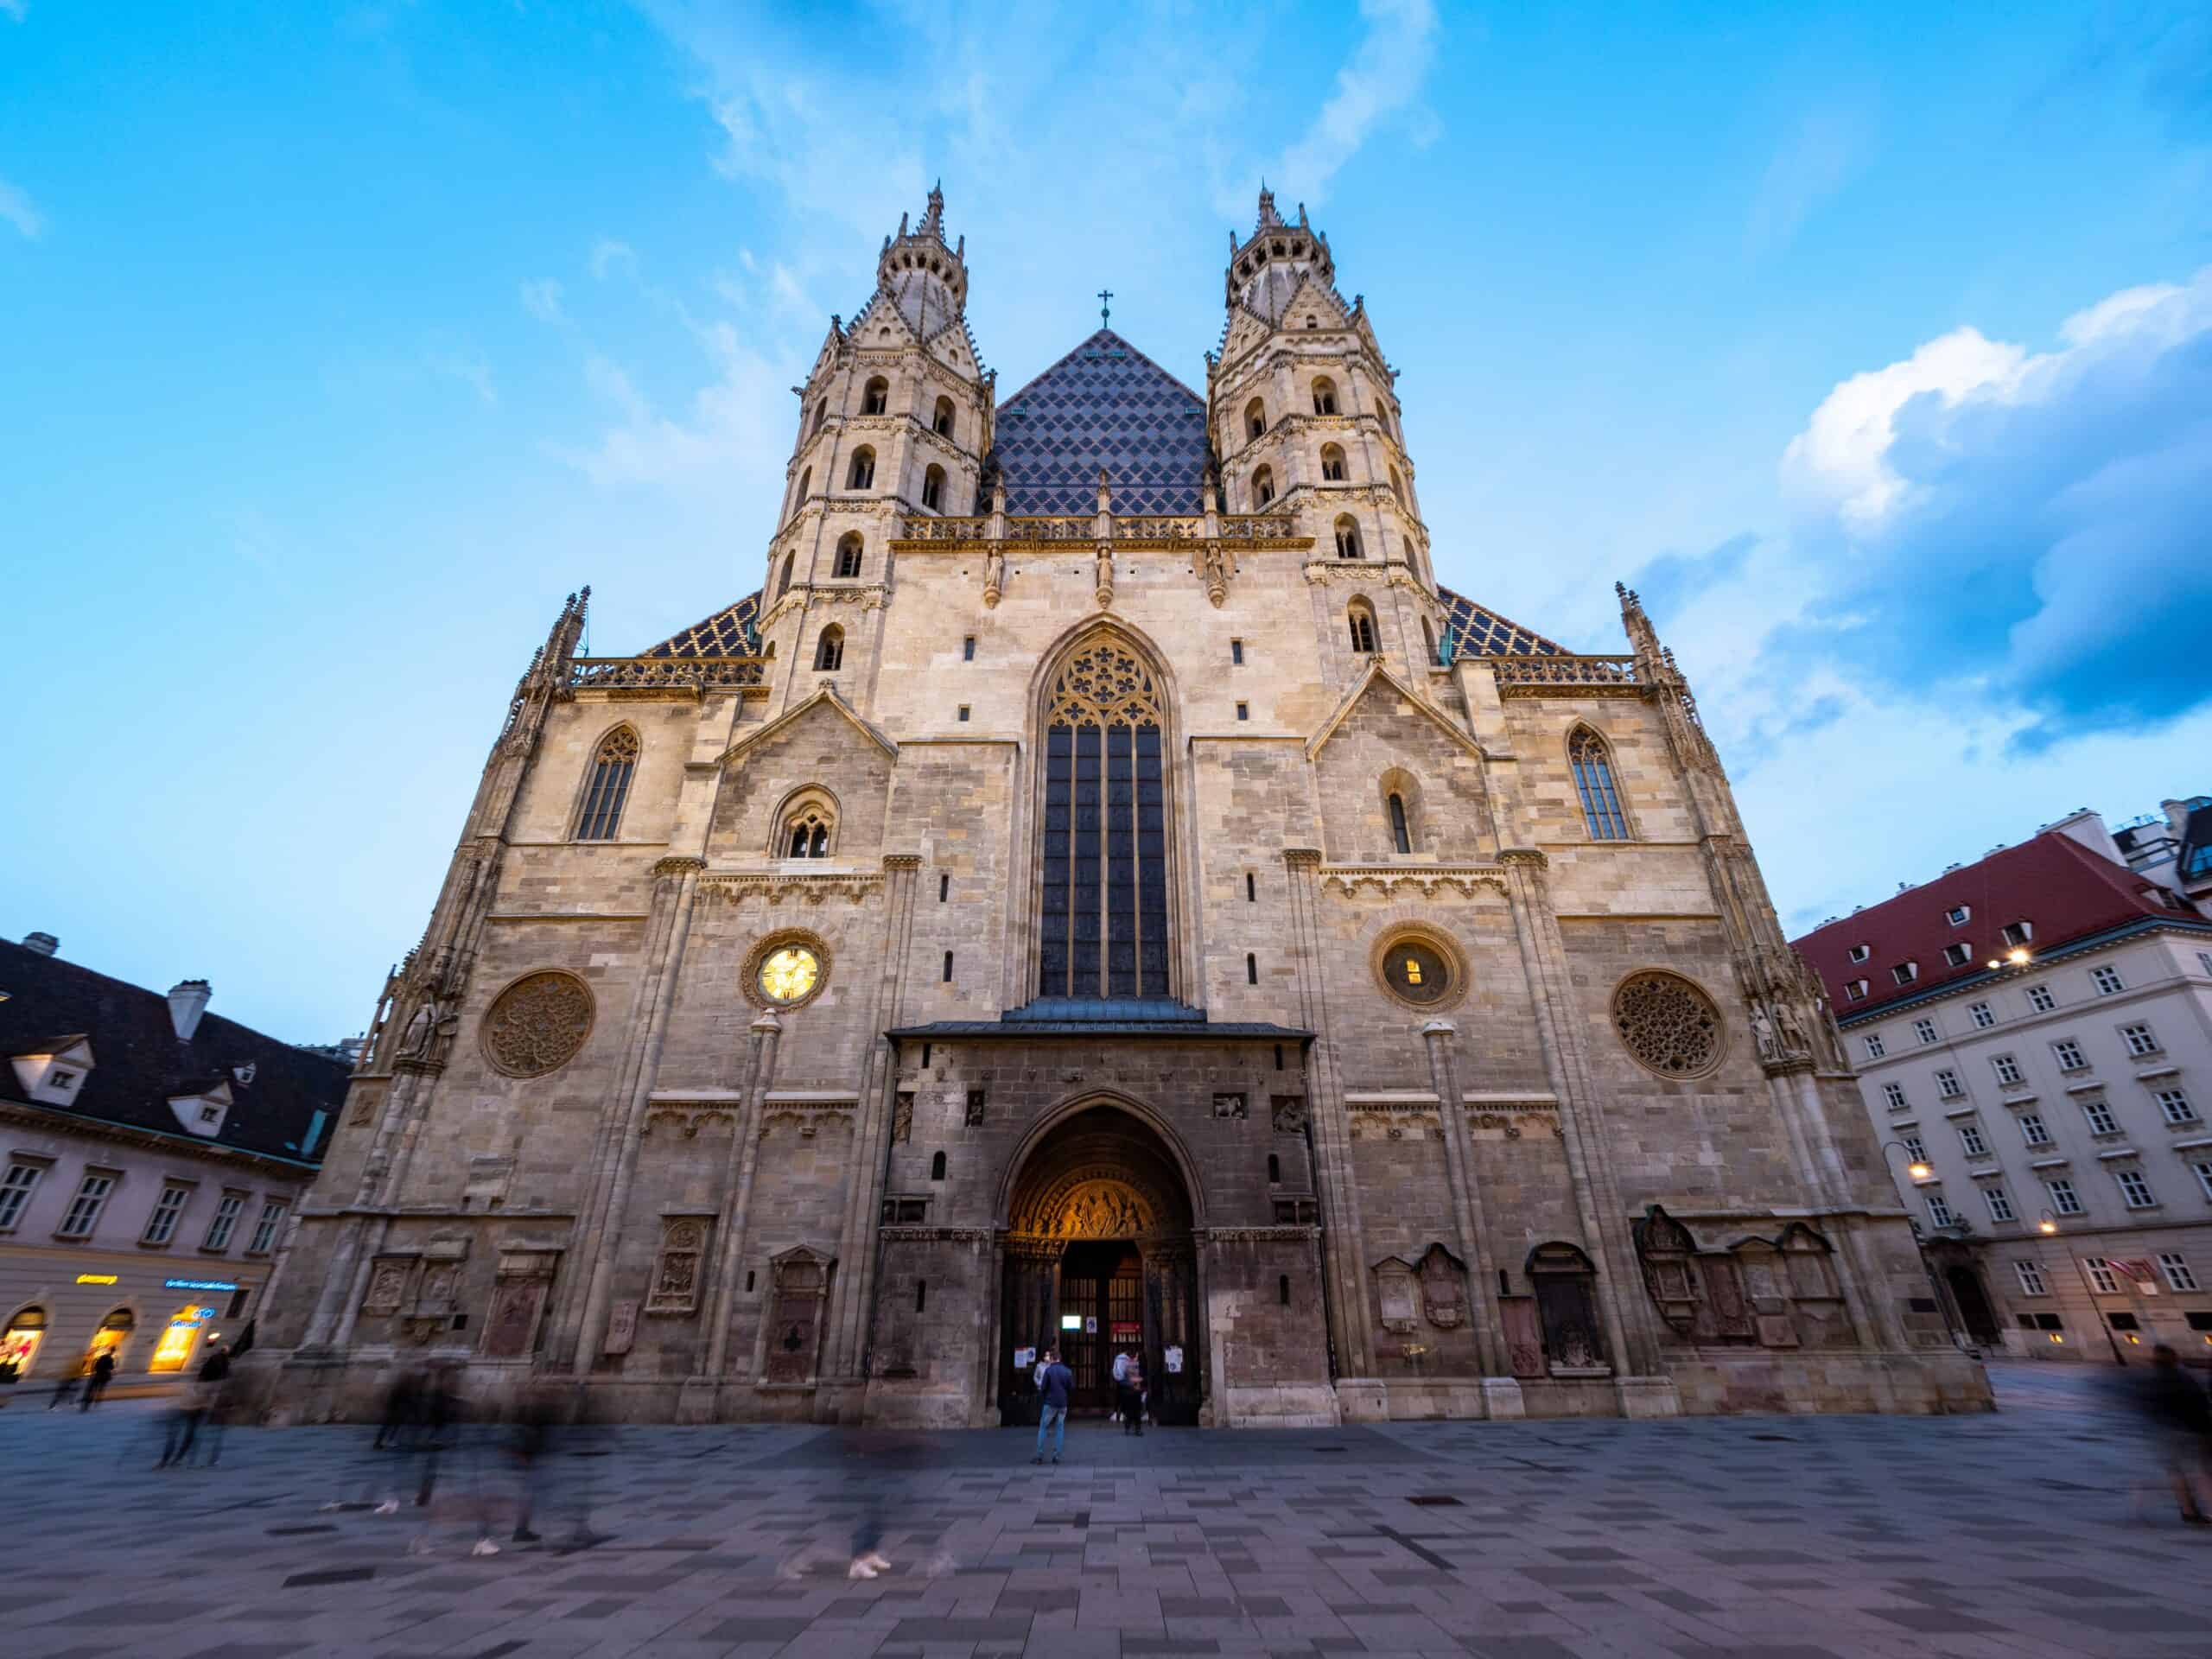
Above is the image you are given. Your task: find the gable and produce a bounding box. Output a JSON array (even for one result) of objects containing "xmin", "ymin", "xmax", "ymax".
[
  {"xmin": 711, "ymin": 693, "xmax": 895, "ymax": 860},
  {"xmin": 992, "ymin": 328, "xmax": 1209, "ymax": 514},
  {"xmin": 1308, "ymin": 671, "xmax": 1493, "ymax": 863}
]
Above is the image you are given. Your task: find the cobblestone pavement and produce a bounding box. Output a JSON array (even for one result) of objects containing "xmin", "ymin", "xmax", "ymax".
[{"xmin": 3, "ymin": 1362, "xmax": 2207, "ymax": 1659}]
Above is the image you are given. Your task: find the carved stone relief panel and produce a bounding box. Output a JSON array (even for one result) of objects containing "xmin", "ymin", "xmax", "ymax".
[
  {"xmin": 362, "ymin": 1258, "xmax": 412, "ymax": 1317},
  {"xmin": 648, "ymin": 1218, "xmax": 709, "ymax": 1315},
  {"xmin": 1373, "ymin": 1258, "xmax": 1419, "ymax": 1334},
  {"xmin": 1418, "ymin": 1243, "xmax": 1467, "ymax": 1329}
]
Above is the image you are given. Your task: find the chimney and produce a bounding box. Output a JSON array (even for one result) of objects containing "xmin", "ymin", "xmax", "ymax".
[
  {"xmin": 168, "ymin": 979, "xmax": 213, "ymax": 1041},
  {"xmin": 22, "ymin": 931, "xmax": 58, "ymax": 957}
]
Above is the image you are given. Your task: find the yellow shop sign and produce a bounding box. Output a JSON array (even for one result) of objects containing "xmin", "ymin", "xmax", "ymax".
[{"xmin": 75, "ymin": 1274, "xmax": 119, "ymax": 1286}]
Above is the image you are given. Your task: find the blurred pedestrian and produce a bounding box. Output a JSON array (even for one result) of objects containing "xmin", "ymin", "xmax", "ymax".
[
  {"xmin": 1031, "ymin": 1347, "xmax": 1072, "ymax": 1465},
  {"xmin": 372, "ymin": 1366, "xmax": 423, "ymax": 1451},
  {"xmin": 2127, "ymin": 1344, "xmax": 2212, "ymax": 1525},
  {"xmin": 197, "ymin": 1343, "xmax": 235, "ymax": 1466},
  {"xmin": 156, "ymin": 1338, "xmax": 227, "ymax": 1468},
  {"xmin": 1122, "ymin": 1353, "xmax": 1146, "ymax": 1437},
  {"xmin": 1110, "ymin": 1347, "xmax": 1131, "ymax": 1425},
  {"xmin": 81, "ymin": 1350, "xmax": 116, "ymax": 1411},
  {"xmin": 46, "ymin": 1364, "xmax": 79, "ymax": 1409}
]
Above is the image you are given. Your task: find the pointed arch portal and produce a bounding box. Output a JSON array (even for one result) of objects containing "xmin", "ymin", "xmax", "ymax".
[{"xmin": 997, "ymin": 1103, "xmax": 1203, "ymax": 1422}]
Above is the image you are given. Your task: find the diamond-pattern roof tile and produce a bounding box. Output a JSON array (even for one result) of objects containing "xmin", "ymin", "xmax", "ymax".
[{"xmin": 990, "ymin": 328, "xmax": 1211, "ymax": 515}]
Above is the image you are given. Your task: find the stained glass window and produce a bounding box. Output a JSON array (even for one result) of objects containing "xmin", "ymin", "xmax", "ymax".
[
  {"xmin": 1569, "ymin": 728, "xmax": 1628, "ymax": 841},
  {"xmin": 1039, "ymin": 641, "xmax": 1172, "ymax": 999},
  {"xmin": 576, "ymin": 728, "xmax": 638, "ymax": 841}
]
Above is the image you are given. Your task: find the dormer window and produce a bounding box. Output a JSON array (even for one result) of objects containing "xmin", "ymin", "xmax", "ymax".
[
  {"xmin": 1847, "ymin": 944, "xmax": 1871, "ymax": 963},
  {"xmin": 168, "ymin": 1079, "xmax": 233, "ymax": 1138},
  {"xmin": 10, "ymin": 1037, "xmax": 95, "ymax": 1107},
  {"xmin": 1946, "ymin": 905, "xmax": 1972, "ymax": 926},
  {"xmin": 1891, "ymin": 961, "xmax": 1919, "ymax": 986},
  {"xmin": 2001, "ymin": 920, "xmax": 2034, "ymax": 947},
  {"xmin": 1845, "ymin": 979, "xmax": 1869, "ymax": 1002}
]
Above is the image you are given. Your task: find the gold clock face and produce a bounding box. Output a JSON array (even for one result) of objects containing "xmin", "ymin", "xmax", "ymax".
[{"xmin": 758, "ymin": 945, "xmax": 821, "ymax": 1006}]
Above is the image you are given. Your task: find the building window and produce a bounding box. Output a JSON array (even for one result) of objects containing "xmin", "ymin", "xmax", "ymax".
[
  {"xmin": 2116, "ymin": 1168, "xmax": 2157, "ymax": 1209},
  {"xmin": 1959, "ymin": 1122, "xmax": 1989, "ymax": 1158},
  {"xmin": 202, "ymin": 1192, "xmax": 245, "ymax": 1252},
  {"xmin": 2051, "ymin": 1039, "xmax": 2087, "ymax": 1071},
  {"xmin": 1230, "ymin": 639, "xmax": 1244, "ymax": 665},
  {"xmin": 1946, "ymin": 905, "xmax": 1972, "ymax": 926},
  {"xmin": 2082, "ymin": 1099, "xmax": 2119, "ymax": 1135},
  {"xmin": 2027, "ymin": 984, "xmax": 2056, "ymax": 1013},
  {"xmin": 2159, "ymin": 1253, "xmax": 2199, "ymax": 1292},
  {"xmin": 1914, "ymin": 1018, "xmax": 1938, "ymax": 1045},
  {"xmin": 1846, "ymin": 979, "xmax": 1869, "ymax": 1001},
  {"xmin": 0, "ymin": 1163, "xmax": 42, "ymax": 1232},
  {"xmin": 1312, "ymin": 377, "xmax": 1338, "ymax": 416},
  {"xmin": 792, "ymin": 467, "xmax": 811, "ymax": 514},
  {"xmin": 2082, "ymin": 1256, "xmax": 2121, "ymax": 1294},
  {"xmin": 1389, "ymin": 792, "xmax": 1413, "ymax": 855},
  {"xmin": 2002, "ymin": 920, "xmax": 2034, "ymax": 947},
  {"xmin": 1236, "ymin": 702, "xmax": 1249, "ymax": 721},
  {"xmin": 2194, "ymin": 1161, "xmax": 2212, "ymax": 1201},
  {"xmin": 1246, "ymin": 872, "xmax": 1256, "ymax": 903},
  {"xmin": 2019, "ymin": 1112, "xmax": 2052, "ymax": 1147},
  {"xmin": 2157, "ymin": 1088, "xmax": 2197, "ymax": 1125},
  {"xmin": 1891, "ymin": 961, "xmax": 1919, "ymax": 986},
  {"xmin": 143, "ymin": 1183, "xmax": 191, "ymax": 1247},
  {"xmin": 933, "ymin": 396, "xmax": 955, "ymax": 437},
  {"xmin": 1992, "ymin": 1053, "xmax": 2024, "ymax": 1085},
  {"xmin": 1279, "ymin": 1273, "xmax": 1292, "ymax": 1306},
  {"xmin": 1568, "ymin": 728, "xmax": 1630, "ymax": 842},
  {"xmin": 2047, "ymin": 1179, "xmax": 2084, "ymax": 1216},
  {"xmin": 1036, "ymin": 639, "xmax": 1173, "ymax": 1001},
  {"xmin": 1881, "ymin": 1082, "xmax": 1909, "ymax": 1110},
  {"xmin": 784, "ymin": 805, "xmax": 833, "ymax": 859},
  {"xmin": 834, "ymin": 532, "xmax": 864, "ymax": 577},
  {"xmin": 1321, "ymin": 445, "xmax": 1349, "ymax": 482},
  {"xmin": 1333, "ymin": 515, "xmax": 1361, "ymax": 557},
  {"xmin": 1346, "ymin": 602, "xmax": 1377, "ymax": 653},
  {"xmin": 778, "ymin": 551, "xmax": 796, "ymax": 597},
  {"xmin": 814, "ymin": 626, "xmax": 844, "ymax": 671},
  {"xmin": 861, "ymin": 376, "xmax": 889, "ymax": 416},
  {"xmin": 1943, "ymin": 943, "xmax": 1972, "ymax": 967},
  {"xmin": 57, "ymin": 1173, "xmax": 116, "ymax": 1239},
  {"xmin": 1251, "ymin": 466, "xmax": 1274, "ymax": 506},
  {"xmin": 2120, "ymin": 1022, "xmax": 2160, "ymax": 1057},
  {"xmin": 847, "ymin": 446, "xmax": 876, "ymax": 489},
  {"xmin": 249, "ymin": 1200, "xmax": 286, "ymax": 1255},
  {"xmin": 957, "ymin": 705, "xmax": 971, "ymax": 722},
  {"xmin": 1935, "ymin": 1068, "xmax": 1963, "ymax": 1099},
  {"xmin": 575, "ymin": 727, "xmax": 639, "ymax": 842},
  {"xmin": 922, "ymin": 464, "xmax": 946, "ymax": 512},
  {"xmin": 1901, "ymin": 1133, "xmax": 1927, "ymax": 1163},
  {"xmin": 1244, "ymin": 397, "xmax": 1267, "ymax": 440},
  {"xmin": 963, "ymin": 635, "xmax": 976, "ymax": 661},
  {"xmin": 1983, "ymin": 1185, "xmax": 2015, "ymax": 1222},
  {"xmin": 930, "ymin": 1151, "xmax": 946, "ymax": 1181},
  {"xmin": 1246, "ymin": 952, "xmax": 1259, "ymax": 985},
  {"xmin": 2091, "ymin": 965, "xmax": 2125, "ymax": 995},
  {"xmin": 811, "ymin": 399, "xmax": 828, "ymax": 435},
  {"xmin": 942, "ymin": 950, "xmax": 954, "ymax": 983},
  {"xmin": 2015, "ymin": 1260, "xmax": 2048, "ymax": 1295},
  {"xmin": 939, "ymin": 873, "xmax": 950, "ymax": 903},
  {"xmin": 1969, "ymin": 1001, "xmax": 1995, "ymax": 1029},
  {"xmin": 1926, "ymin": 1194, "xmax": 1956, "ymax": 1229},
  {"xmin": 2200, "ymin": 951, "xmax": 2212, "ymax": 978},
  {"xmin": 1864, "ymin": 1033, "xmax": 1887, "ymax": 1059}
]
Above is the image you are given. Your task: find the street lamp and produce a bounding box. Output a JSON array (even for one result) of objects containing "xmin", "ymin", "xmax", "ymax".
[
  {"xmin": 1880, "ymin": 1141, "xmax": 1933, "ymax": 1183},
  {"xmin": 1985, "ymin": 947, "xmax": 2032, "ymax": 971},
  {"xmin": 2037, "ymin": 1209, "xmax": 2059, "ymax": 1236}
]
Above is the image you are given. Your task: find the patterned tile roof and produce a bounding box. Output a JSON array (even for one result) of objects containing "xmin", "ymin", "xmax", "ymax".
[
  {"xmin": 991, "ymin": 328, "xmax": 1211, "ymax": 514},
  {"xmin": 641, "ymin": 591, "xmax": 760, "ymax": 658},
  {"xmin": 1437, "ymin": 587, "xmax": 1562, "ymax": 657}
]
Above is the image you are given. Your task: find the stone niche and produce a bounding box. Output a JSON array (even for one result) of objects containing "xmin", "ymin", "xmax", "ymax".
[
  {"xmin": 1631, "ymin": 1205, "xmax": 1854, "ymax": 1351},
  {"xmin": 759, "ymin": 1244, "xmax": 835, "ymax": 1387}
]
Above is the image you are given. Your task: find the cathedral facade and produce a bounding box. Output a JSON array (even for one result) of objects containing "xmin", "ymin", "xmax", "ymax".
[{"xmin": 252, "ymin": 189, "xmax": 1988, "ymax": 1425}]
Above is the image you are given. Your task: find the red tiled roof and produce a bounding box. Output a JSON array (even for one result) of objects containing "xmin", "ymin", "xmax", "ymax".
[{"xmin": 1790, "ymin": 830, "xmax": 2185, "ymax": 1020}]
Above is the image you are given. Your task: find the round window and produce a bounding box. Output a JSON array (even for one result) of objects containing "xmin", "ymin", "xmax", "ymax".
[
  {"xmin": 758, "ymin": 944, "xmax": 823, "ymax": 1007},
  {"xmin": 1383, "ymin": 943, "xmax": 1451, "ymax": 1006}
]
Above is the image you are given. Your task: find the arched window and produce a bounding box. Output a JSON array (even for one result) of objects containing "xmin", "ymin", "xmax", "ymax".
[
  {"xmin": 575, "ymin": 727, "xmax": 639, "ymax": 841},
  {"xmin": 833, "ymin": 532, "xmax": 863, "ymax": 579},
  {"xmin": 813, "ymin": 625, "xmax": 843, "ymax": 672},
  {"xmin": 1244, "ymin": 398, "xmax": 1267, "ymax": 440},
  {"xmin": 777, "ymin": 552, "xmax": 795, "ymax": 597},
  {"xmin": 1376, "ymin": 407, "xmax": 1393, "ymax": 441},
  {"xmin": 846, "ymin": 447, "xmax": 875, "ymax": 489},
  {"xmin": 921, "ymin": 463, "xmax": 945, "ymax": 512},
  {"xmin": 1246, "ymin": 952, "xmax": 1259, "ymax": 984},
  {"xmin": 793, "ymin": 467, "xmax": 811, "ymax": 513},
  {"xmin": 1038, "ymin": 637, "xmax": 1172, "ymax": 1000},
  {"xmin": 1251, "ymin": 466, "xmax": 1274, "ymax": 508},
  {"xmin": 1389, "ymin": 791, "xmax": 1413, "ymax": 855},
  {"xmin": 930, "ymin": 1151, "xmax": 947, "ymax": 1181},
  {"xmin": 1320, "ymin": 444, "xmax": 1348, "ymax": 482},
  {"xmin": 785, "ymin": 804, "xmax": 833, "ymax": 857},
  {"xmin": 932, "ymin": 397, "xmax": 955, "ymax": 437},
  {"xmin": 1312, "ymin": 377, "xmax": 1338, "ymax": 416},
  {"xmin": 861, "ymin": 377, "xmax": 889, "ymax": 416},
  {"xmin": 1569, "ymin": 727, "xmax": 1630, "ymax": 841},
  {"xmin": 811, "ymin": 400, "xmax": 828, "ymax": 435},
  {"xmin": 1422, "ymin": 617, "xmax": 1438, "ymax": 663},
  {"xmin": 1347, "ymin": 602, "xmax": 1377, "ymax": 654},
  {"xmin": 1333, "ymin": 515, "xmax": 1361, "ymax": 558},
  {"xmin": 1389, "ymin": 466, "xmax": 1404, "ymax": 499}
]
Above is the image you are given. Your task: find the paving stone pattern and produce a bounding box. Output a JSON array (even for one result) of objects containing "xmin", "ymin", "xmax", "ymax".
[{"xmin": 2, "ymin": 1363, "xmax": 2205, "ymax": 1658}]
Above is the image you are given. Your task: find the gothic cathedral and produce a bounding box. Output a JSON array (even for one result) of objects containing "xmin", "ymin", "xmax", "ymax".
[{"xmin": 254, "ymin": 189, "xmax": 1987, "ymax": 1425}]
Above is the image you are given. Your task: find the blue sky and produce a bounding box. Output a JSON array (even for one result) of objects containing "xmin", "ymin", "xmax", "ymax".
[{"xmin": 3, "ymin": 2, "xmax": 2207, "ymax": 1040}]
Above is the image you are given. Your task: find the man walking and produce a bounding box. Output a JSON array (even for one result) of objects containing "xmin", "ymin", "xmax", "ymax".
[
  {"xmin": 80, "ymin": 1349, "xmax": 116, "ymax": 1411},
  {"xmin": 1031, "ymin": 1348, "xmax": 1072, "ymax": 1465}
]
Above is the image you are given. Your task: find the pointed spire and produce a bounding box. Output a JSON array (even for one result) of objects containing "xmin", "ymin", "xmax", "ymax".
[
  {"xmin": 1617, "ymin": 582, "xmax": 1662, "ymax": 667},
  {"xmin": 921, "ymin": 180, "xmax": 945, "ymax": 238},
  {"xmin": 1255, "ymin": 183, "xmax": 1284, "ymax": 230}
]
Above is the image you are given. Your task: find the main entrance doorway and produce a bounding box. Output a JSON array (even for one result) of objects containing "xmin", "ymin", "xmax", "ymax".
[{"xmin": 998, "ymin": 1105, "xmax": 1202, "ymax": 1425}]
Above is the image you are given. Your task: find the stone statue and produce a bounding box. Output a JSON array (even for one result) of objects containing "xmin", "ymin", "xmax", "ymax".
[{"xmin": 1748, "ymin": 1000, "xmax": 1780, "ymax": 1063}]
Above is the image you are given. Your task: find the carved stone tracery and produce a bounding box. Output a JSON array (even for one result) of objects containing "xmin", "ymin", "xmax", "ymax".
[
  {"xmin": 480, "ymin": 970, "xmax": 594, "ymax": 1078},
  {"xmin": 1611, "ymin": 970, "xmax": 1724, "ymax": 1079}
]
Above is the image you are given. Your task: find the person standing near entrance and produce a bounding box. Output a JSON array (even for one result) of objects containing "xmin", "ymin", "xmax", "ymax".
[
  {"xmin": 80, "ymin": 1349, "xmax": 116, "ymax": 1411},
  {"xmin": 1109, "ymin": 1347, "xmax": 1132, "ymax": 1424},
  {"xmin": 1120, "ymin": 1353, "xmax": 1147, "ymax": 1435},
  {"xmin": 1031, "ymin": 1348, "xmax": 1072, "ymax": 1465}
]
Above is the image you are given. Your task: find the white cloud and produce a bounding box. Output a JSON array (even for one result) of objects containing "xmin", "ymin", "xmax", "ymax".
[
  {"xmin": 429, "ymin": 351, "xmax": 499, "ymax": 407},
  {"xmin": 1745, "ymin": 105, "xmax": 1872, "ymax": 255},
  {"xmin": 0, "ymin": 175, "xmax": 43, "ymax": 239},
  {"xmin": 520, "ymin": 278, "xmax": 565, "ymax": 322},
  {"xmin": 588, "ymin": 238, "xmax": 636, "ymax": 280},
  {"xmin": 1263, "ymin": 0, "xmax": 1441, "ymax": 210}
]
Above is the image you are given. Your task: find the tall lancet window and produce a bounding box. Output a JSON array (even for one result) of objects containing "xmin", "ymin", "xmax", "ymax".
[
  {"xmin": 1568, "ymin": 727, "xmax": 1630, "ymax": 841},
  {"xmin": 576, "ymin": 728, "xmax": 639, "ymax": 841},
  {"xmin": 1039, "ymin": 640, "xmax": 1171, "ymax": 1000}
]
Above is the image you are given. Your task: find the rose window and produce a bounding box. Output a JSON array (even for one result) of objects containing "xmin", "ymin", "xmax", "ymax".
[{"xmin": 1611, "ymin": 971, "xmax": 1722, "ymax": 1077}]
